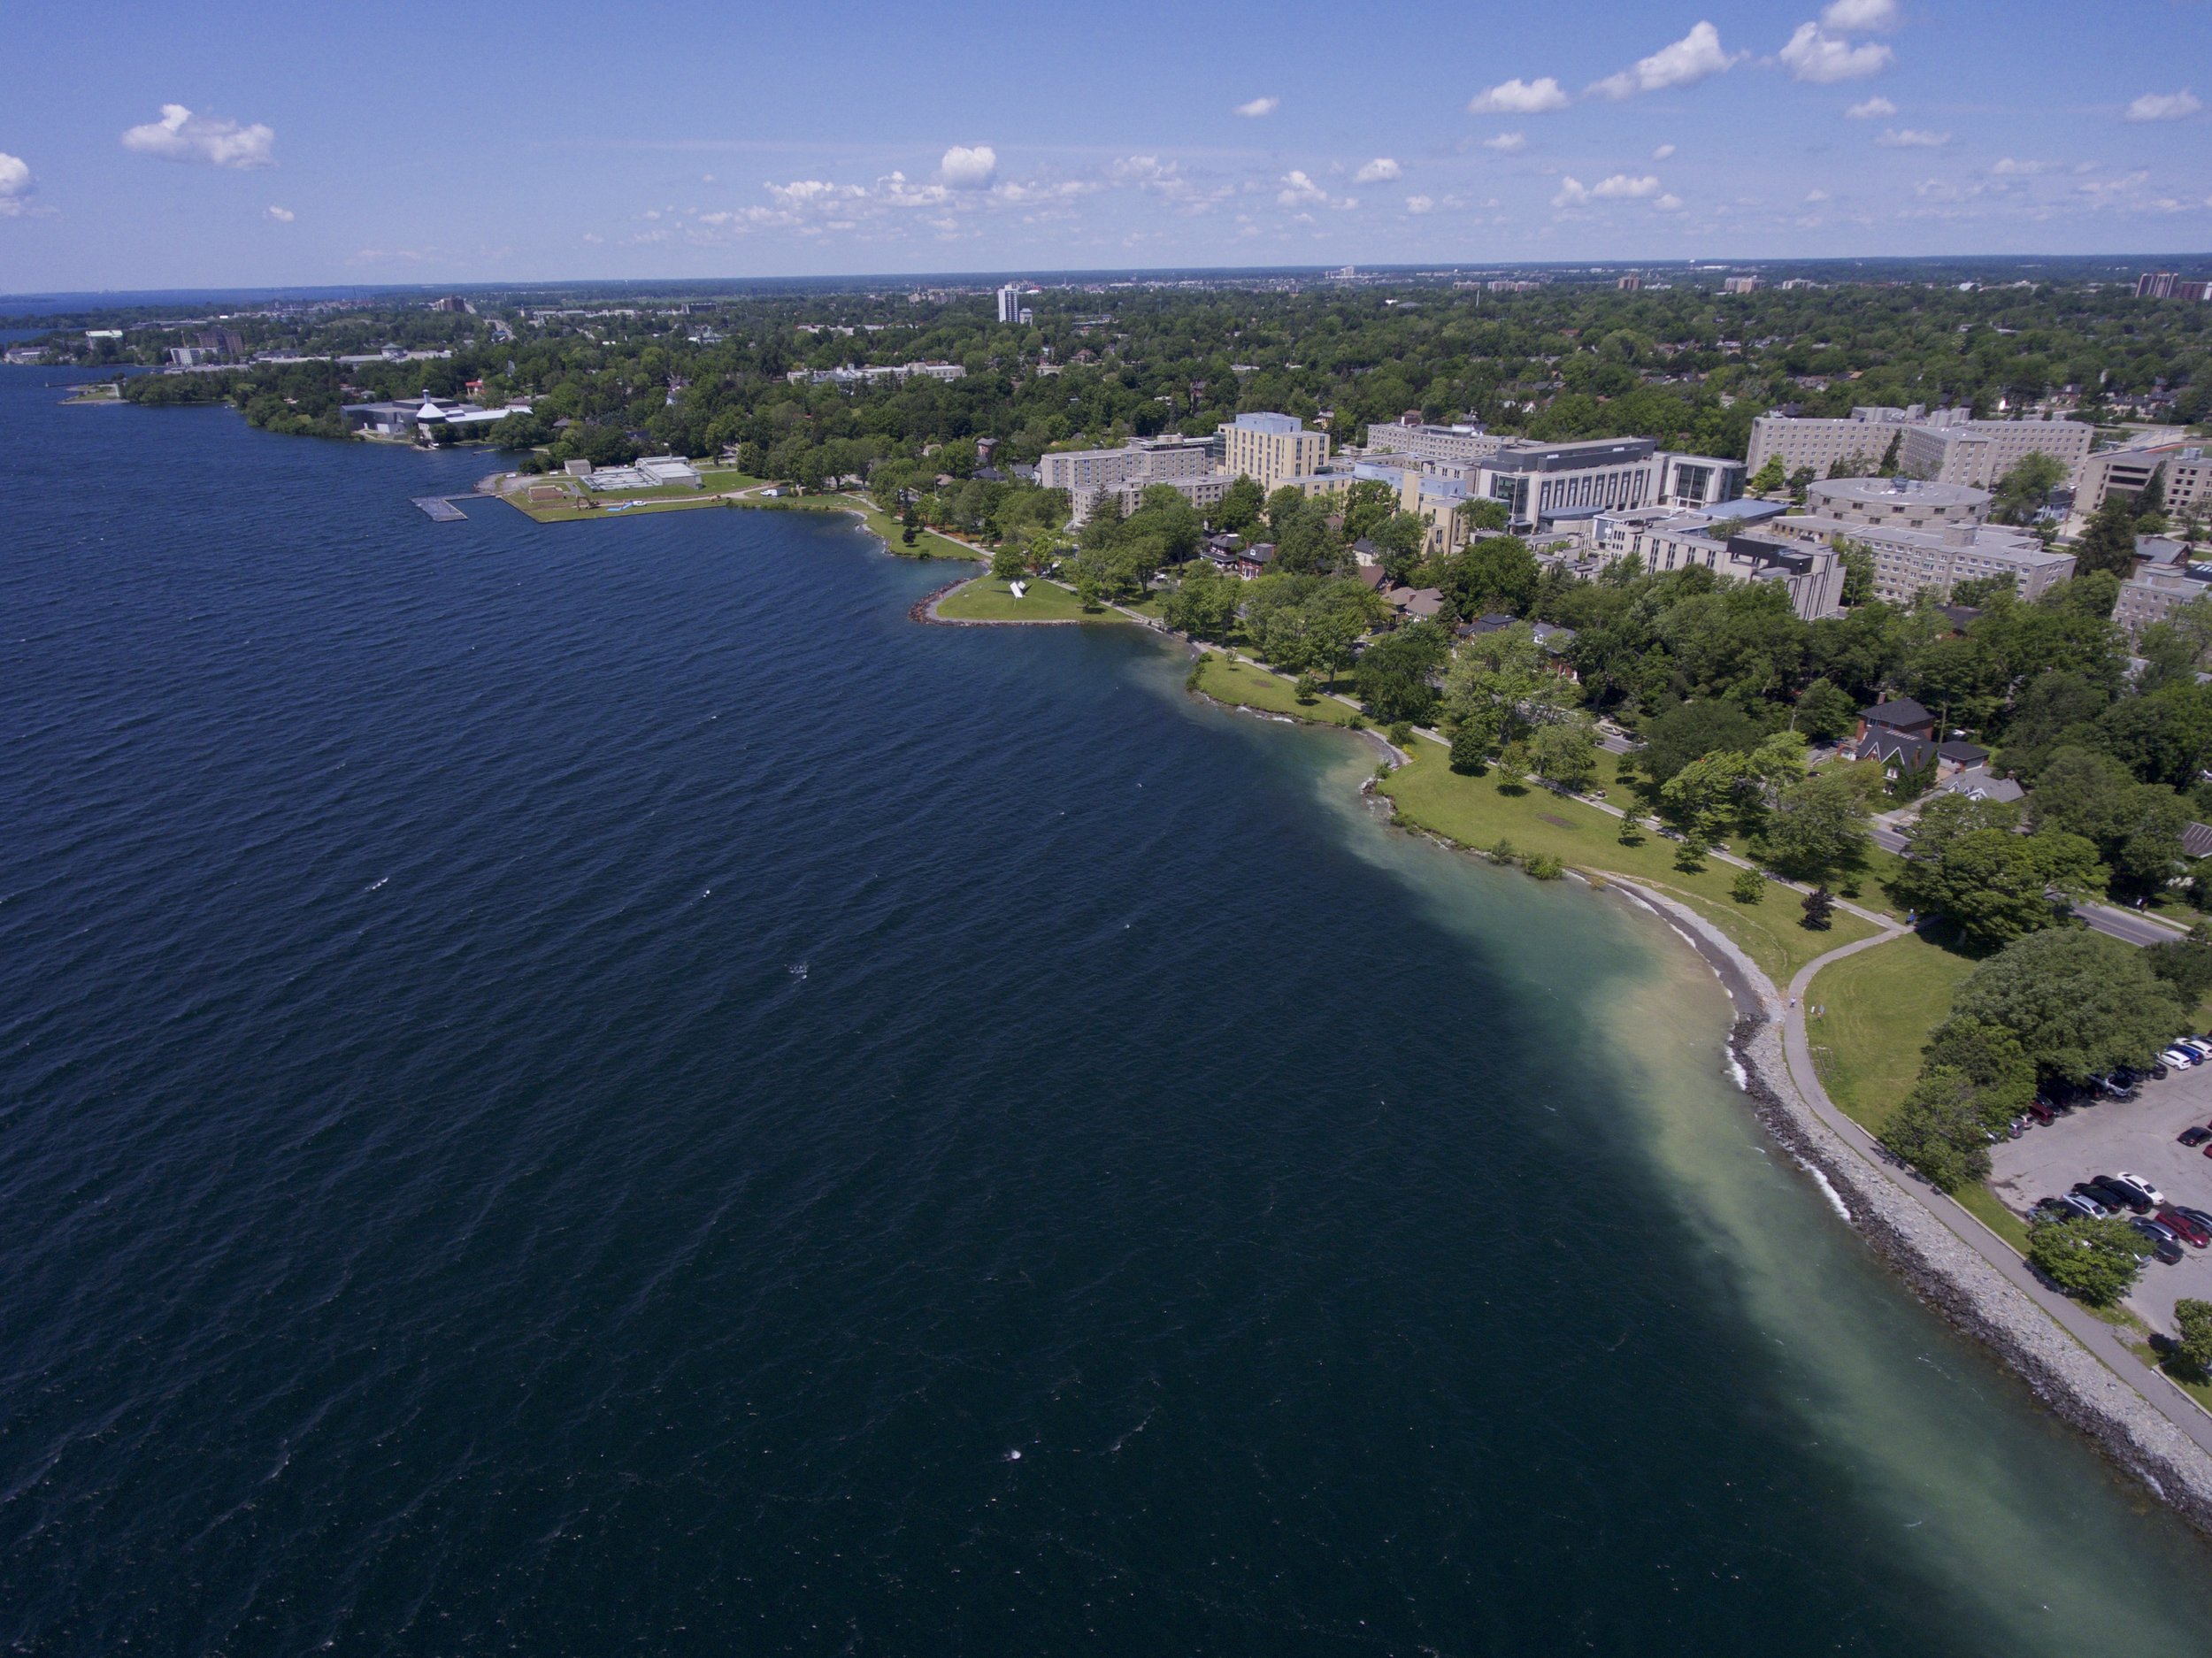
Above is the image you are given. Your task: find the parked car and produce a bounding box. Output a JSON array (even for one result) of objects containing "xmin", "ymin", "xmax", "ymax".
[
  {"xmin": 2028, "ymin": 1100, "xmax": 2057, "ymax": 1126},
  {"xmin": 2089, "ymin": 1177, "xmax": 2152, "ymax": 1214},
  {"xmin": 2173, "ymin": 1204, "xmax": 2212, "ymax": 1235},
  {"xmin": 2129, "ymin": 1218, "xmax": 2186, "ymax": 1263},
  {"xmin": 2156, "ymin": 1209, "xmax": 2210, "ymax": 1247},
  {"xmin": 2148, "ymin": 1062, "xmax": 2170, "ymax": 1080},
  {"xmin": 2115, "ymin": 1171, "xmax": 2168, "ymax": 1207},
  {"xmin": 2068, "ymin": 1185, "xmax": 2115, "ymax": 1217},
  {"xmin": 2180, "ymin": 1126, "xmax": 2210, "ymax": 1148},
  {"xmin": 2176, "ymin": 1040, "xmax": 2212, "ymax": 1063},
  {"xmin": 2159, "ymin": 1047, "xmax": 2198, "ymax": 1070},
  {"xmin": 2055, "ymin": 1192, "xmax": 2108, "ymax": 1220}
]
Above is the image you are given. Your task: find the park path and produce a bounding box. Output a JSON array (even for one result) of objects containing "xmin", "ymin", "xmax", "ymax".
[{"xmin": 1782, "ymin": 932, "xmax": 2212, "ymax": 1450}]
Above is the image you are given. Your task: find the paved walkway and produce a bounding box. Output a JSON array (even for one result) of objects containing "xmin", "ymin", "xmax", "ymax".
[{"xmin": 1781, "ymin": 933, "xmax": 2212, "ymax": 1452}]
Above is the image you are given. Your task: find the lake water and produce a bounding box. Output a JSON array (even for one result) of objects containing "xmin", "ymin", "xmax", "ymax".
[{"xmin": 4, "ymin": 370, "xmax": 2210, "ymax": 1654}]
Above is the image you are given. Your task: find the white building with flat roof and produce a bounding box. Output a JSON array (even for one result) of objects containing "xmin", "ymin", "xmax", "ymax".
[
  {"xmin": 1038, "ymin": 435, "xmax": 1218, "ymax": 519},
  {"xmin": 1362, "ymin": 419, "xmax": 1502, "ymax": 469},
  {"xmin": 1594, "ymin": 507, "xmax": 1844, "ymax": 620},
  {"xmin": 2076, "ymin": 441, "xmax": 2212, "ymax": 518},
  {"xmin": 1803, "ymin": 475, "xmax": 1991, "ymax": 529}
]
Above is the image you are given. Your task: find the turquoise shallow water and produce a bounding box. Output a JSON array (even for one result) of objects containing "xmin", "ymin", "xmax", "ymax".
[{"xmin": 3, "ymin": 370, "xmax": 2210, "ymax": 1654}]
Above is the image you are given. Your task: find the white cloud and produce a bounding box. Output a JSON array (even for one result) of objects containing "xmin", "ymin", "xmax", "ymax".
[
  {"xmin": 938, "ymin": 144, "xmax": 997, "ymax": 188},
  {"xmin": 119, "ymin": 104, "xmax": 275, "ymax": 168},
  {"xmin": 1877, "ymin": 127, "xmax": 1950, "ymax": 148},
  {"xmin": 1354, "ymin": 157, "xmax": 1402, "ymax": 183},
  {"xmin": 2124, "ymin": 89, "xmax": 2201, "ymax": 123},
  {"xmin": 1233, "ymin": 96, "xmax": 1279, "ymax": 118},
  {"xmin": 1846, "ymin": 95, "xmax": 1898, "ymax": 119},
  {"xmin": 265, "ymin": 204, "xmax": 294, "ymax": 221},
  {"xmin": 1554, "ymin": 173, "xmax": 1661, "ymax": 206},
  {"xmin": 1779, "ymin": 23, "xmax": 1894, "ymax": 83},
  {"xmin": 1652, "ymin": 142, "xmax": 1677, "ymax": 160},
  {"xmin": 1655, "ymin": 193, "xmax": 1685, "ymax": 211},
  {"xmin": 1277, "ymin": 169, "xmax": 1356, "ymax": 210},
  {"xmin": 1989, "ymin": 157, "xmax": 2055, "ymax": 176},
  {"xmin": 0, "ymin": 151, "xmax": 30, "ymax": 215},
  {"xmin": 1806, "ymin": 188, "xmax": 1831, "ymax": 201},
  {"xmin": 1821, "ymin": 0, "xmax": 1900, "ymax": 30},
  {"xmin": 1470, "ymin": 77, "xmax": 1570, "ymax": 115},
  {"xmin": 1405, "ymin": 194, "xmax": 1435, "ymax": 213},
  {"xmin": 1588, "ymin": 22, "xmax": 1744, "ymax": 102},
  {"xmin": 1481, "ymin": 131, "xmax": 1528, "ymax": 152}
]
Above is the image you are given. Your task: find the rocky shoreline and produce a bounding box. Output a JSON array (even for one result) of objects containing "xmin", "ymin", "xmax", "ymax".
[{"xmin": 1607, "ymin": 878, "xmax": 2212, "ymax": 1538}]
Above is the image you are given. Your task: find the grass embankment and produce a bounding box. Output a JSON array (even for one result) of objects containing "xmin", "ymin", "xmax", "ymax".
[
  {"xmin": 934, "ymin": 576, "xmax": 1110, "ymax": 623},
  {"xmin": 1377, "ymin": 742, "xmax": 1874, "ymax": 983},
  {"xmin": 1804, "ymin": 933, "xmax": 1976, "ymax": 1132},
  {"xmin": 1800, "ymin": 931, "xmax": 2047, "ymax": 1254},
  {"xmin": 1191, "ymin": 653, "xmax": 1363, "ymax": 727}
]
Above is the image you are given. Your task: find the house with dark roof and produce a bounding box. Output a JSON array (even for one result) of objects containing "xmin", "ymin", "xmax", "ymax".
[
  {"xmin": 1858, "ymin": 729, "xmax": 1990, "ymax": 793},
  {"xmin": 1233, "ymin": 542, "xmax": 1277, "ymax": 580},
  {"xmin": 1851, "ymin": 697, "xmax": 1936, "ymax": 755}
]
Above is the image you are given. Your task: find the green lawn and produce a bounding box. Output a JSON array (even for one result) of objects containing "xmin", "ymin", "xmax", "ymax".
[
  {"xmin": 1378, "ymin": 743, "xmax": 1875, "ymax": 982},
  {"xmin": 934, "ymin": 576, "xmax": 1112, "ymax": 623},
  {"xmin": 1193, "ymin": 653, "xmax": 1364, "ymax": 727},
  {"xmin": 1955, "ymin": 1181, "xmax": 2032, "ymax": 1254},
  {"xmin": 1803, "ymin": 932, "xmax": 1976, "ymax": 1132}
]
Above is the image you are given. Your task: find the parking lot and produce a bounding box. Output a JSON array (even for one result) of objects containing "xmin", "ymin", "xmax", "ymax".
[{"xmin": 1987, "ymin": 1060, "xmax": 2212, "ymax": 1331}]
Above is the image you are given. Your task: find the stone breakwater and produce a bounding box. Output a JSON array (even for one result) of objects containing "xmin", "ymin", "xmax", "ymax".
[{"xmin": 1609, "ymin": 879, "xmax": 2212, "ymax": 1537}]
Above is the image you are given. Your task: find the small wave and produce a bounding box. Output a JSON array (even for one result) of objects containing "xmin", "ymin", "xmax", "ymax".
[
  {"xmin": 1724, "ymin": 1054, "xmax": 1749, "ymax": 1093},
  {"xmin": 1801, "ymin": 1163, "xmax": 1853, "ymax": 1224},
  {"xmin": 365, "ymin": 876, "xmax": 388, "ymax": 893}
]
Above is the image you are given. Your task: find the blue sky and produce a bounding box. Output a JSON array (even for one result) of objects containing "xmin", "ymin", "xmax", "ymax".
[{"xmin": 4, "ymin": 0, "xmax": 2209, "ymax": 290}]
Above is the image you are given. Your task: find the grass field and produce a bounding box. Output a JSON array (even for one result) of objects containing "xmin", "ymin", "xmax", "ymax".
[
  {"xmin": 1378, "ymin": 743, "xmax": 1876, "ymax": 982},
  {"xmin": 1802, "ymin": 932, "xmax": 1977, "ymax": 1133},
  {"xmin": 1193, "ymin": 653, "xmax": 1365, "ymax": 727},
  {"xmin": 934, "ymin": 576, "xmax": 1110, "ymax": 623}
]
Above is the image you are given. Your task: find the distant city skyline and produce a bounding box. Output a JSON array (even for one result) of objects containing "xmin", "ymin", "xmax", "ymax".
[{"xmin": 4, "ymin": 0, "xmax": 2210, "ymax": 291}]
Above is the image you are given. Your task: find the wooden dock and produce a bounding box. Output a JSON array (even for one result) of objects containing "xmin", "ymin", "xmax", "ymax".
[{"xmin": 411, "ymin": 496, "xmax": 468, "ymax": 522}]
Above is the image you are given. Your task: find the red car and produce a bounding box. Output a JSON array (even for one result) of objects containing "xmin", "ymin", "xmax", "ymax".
[{"xmin": 2157, "ymin": 1209, "xmax": 2212, "ymax": 1248}]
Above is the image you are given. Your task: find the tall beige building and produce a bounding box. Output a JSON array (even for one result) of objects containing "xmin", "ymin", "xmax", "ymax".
[{"xmin": 1221, "ymin": 412, "xmax": 1327, "ymax": 489}]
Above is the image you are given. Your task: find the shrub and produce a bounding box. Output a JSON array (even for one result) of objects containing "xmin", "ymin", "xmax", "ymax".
[
  {"xmin": 1448, "ymin": 723, "xmax": 1489, "ymax": 775},
  {"xmin": 1801, "ymin": 887, "xmax": 1835, "ymax": 930},
  {"xmin": 1387, "ymin": 720, "xmax": 1414, "ymax": 748},
  {"xmin": 1525, "ymin": 853, "xmax": 1565, "ymax": 880},
  {"xmin": 2173, "ymin": 1299, "xmax": 2212, "ymax": 1380},
  {"xmin": 1488, "ymin": 837, "xmax": 1517, "ymax": 864},
  {"xmin": 1732, "ymin": 868, "xmax": 1766, "ymax": 905}
]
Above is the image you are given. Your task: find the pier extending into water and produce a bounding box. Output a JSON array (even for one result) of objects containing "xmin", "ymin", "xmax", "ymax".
[{"xmin": 411, "ymin": 496, "xmax": 468, "ymax": 522}]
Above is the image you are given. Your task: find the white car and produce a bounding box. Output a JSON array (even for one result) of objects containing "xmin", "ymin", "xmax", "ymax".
[
  {"xmin": 2116, "ymin": 1171, "xmax": 2168, "ymax": 1208},
  {"xmin": 2161, "ymin": 1047, "xmax": 2198, "ymax": 1069}
]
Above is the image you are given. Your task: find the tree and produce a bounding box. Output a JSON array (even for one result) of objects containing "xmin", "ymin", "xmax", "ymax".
[
  {"xmin": 1947, "ymin": 928, "xmax": 2186, "ymax": 1080},
  {"xmin": 1839, "ymin": 543, "xmax": 1876, "ymax": 607},
  {"xmin": 1356, "ymin": 621, "xmax": 1448, "ymax": 725},
  {"xmin": 1449, "ymin": 721, "xmax": 1490, "ymax": 774},
  {"xmin": 1881, "ymin": 1066, "xmax": 1995, "ymax": 1190},
  {"xmin": 1215, "ymin": 474, "xmax": 1265, "ymax": 535},
  {"xmin": 1661, "ymin": 749, "xmax": 1748, "ymax": 848},
  {"xmin": 1878, "ymin": 430, "xmax": 1902, "ymax": 473},
  {"xmin": 1747, "ymin": 454, "xmax": 1787, "ymax": 496},
  {"xmin": 1991, "ymin": 451, "xmax": 2066, "ymax": 526},
  {"xmin": 2074, "ymin": 495, "xmax": 2139, "ymax": 579},
  {"xmin": 1444, "ymin": 535, "xmax": 1540, "ymax": 618},
  {"xmin": 1920, "ymin": 1015, "xmax": 2037, "ymax": 1119},
  {"xmin": 1791, "ymin": 677, "xmax": 1860, "ymax": 742},
  {"xmin": 1529, "ymin": 715, "xmax": 1601, "ymax": 792},
  {"xmin": 1732, "ymin": 867, "xmax": 1766, "ymax": 904},
  {"xmin": 990, "ymin": 543, "xmax": 1028, "ymax": 582},
  {"xmin": 1442, "ymin": 622, "xmax": 1570, "ymax": 756},
  {"xmin": 1163, "ymin": 562, "xmax": 1240, "ymax": 641},
  {"xmin": 1801, "ymin": 886, "xmax": 1835, "ymax": 929},
  {"xmin": 1762, "ymin": 765, "xmax": 1877, "ymax": 884},
  {"xmin": 1638, "ymin": 698, "xmax": 1769, "ymax": 785},
  {"xmin": 2147, "ymin": 923, "xmax": 2212, "ymax": 1005},
  {"xmin": 1891, "ymin": 825, "xmax": 2102, "ymax": 946},
  {"xmin": 2028, "ymin": 746, "xmax": 2189, "ymax": 895},
  {"xmin": 2173, "ymin": 1299, "xmax": 2212, "ymax": 1380},
  {"xmin": 2027, "ymin": 1215, "xmax": 2144, "ymax": 1306}
]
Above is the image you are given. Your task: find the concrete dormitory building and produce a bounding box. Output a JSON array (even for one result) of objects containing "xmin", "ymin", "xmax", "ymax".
[
  {"xmin": 1362, "ymin": 418, "xmax": 1503, "ymax": 470},
  {"xmin": 2075, "ymin": 440, "xmax": 2212, "ymax": 519},
  {"xmin": 1764, "ymin": 477, "xmax": 2073, "ymax": 605},
  {"xmin": 1036, "ymin": 434, "xmax": 1224, "ymax": 521},
  {"xmin": 1593, "ymin": 500, "xmax": 1846, "ymax": 622},
  {"xmin": 1221, "ymin": 412, "xmax": 1330, "ymax": 490},
  {"xmin": 1745, "ymin": 405, "xmax": 2094, "ymax": 490}
]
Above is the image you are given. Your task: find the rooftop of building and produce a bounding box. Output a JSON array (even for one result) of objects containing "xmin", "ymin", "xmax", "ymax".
[
  {"xmin": 1806, "ymin": 475, "xmax": 1991, "ymax": 511},
  {"xmin": 1231, "ymin": 411, "xmax": 1303, "ymax": 434}
]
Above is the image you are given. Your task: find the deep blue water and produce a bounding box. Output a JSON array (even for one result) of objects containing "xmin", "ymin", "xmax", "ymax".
[{"xmin": 5, "ymin": 371, "xmax": 2212, "ymax": 1654}]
